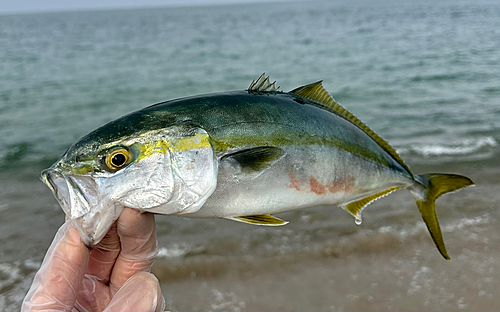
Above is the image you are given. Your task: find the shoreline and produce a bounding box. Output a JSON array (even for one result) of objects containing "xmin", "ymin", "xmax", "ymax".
[
  {"xmin": 157, "ymin": 215, "xmax": 498, "ymax": 311},
  {"xmin": 152, "ymin": 163, "xmax": 497, "ymax": 312},
  {"xmin": 155, "ymin": 202, "xmax": 498, "ymax": 311}
]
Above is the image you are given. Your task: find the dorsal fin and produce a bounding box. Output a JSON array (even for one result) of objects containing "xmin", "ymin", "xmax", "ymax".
[
  {"xmin": 289, "ymin": 81, "xmax": 411, "ymax": 174},
  {"xmin": 248, "ymin": 73, "xmax": 280, "ymax": 92}
]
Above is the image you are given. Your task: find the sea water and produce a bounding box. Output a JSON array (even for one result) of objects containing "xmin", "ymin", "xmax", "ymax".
[{"xmin": 0, "ymin": 0, "xmax": 499, "ymax": 310}]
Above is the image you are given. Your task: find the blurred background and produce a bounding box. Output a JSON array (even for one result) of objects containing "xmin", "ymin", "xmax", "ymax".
[{"xmin": 0, "ymin": 0, "xmax": 499, "ymax": 311}]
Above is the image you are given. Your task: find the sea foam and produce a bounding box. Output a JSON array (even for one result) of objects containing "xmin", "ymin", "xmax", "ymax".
[{"xmin": 397, "ymin": 137, "xmax": 497, "ymax": 157}]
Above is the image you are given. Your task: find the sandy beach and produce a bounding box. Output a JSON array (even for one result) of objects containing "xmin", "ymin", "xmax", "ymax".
[{"xmin": 151, "ymin": 163, "xmax": 499, "ymax": 311}]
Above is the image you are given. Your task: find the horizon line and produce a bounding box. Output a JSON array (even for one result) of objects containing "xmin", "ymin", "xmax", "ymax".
[{"xmin": 0, "ymin": 0, "xmax": 304, "ymax": 16}]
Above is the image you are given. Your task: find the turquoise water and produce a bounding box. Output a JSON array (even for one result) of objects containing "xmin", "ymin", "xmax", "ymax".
[
  {"xmin": 0, "ymin": 0, "xmax": 499, "ymax": 171},
  {"xmin": 0, "ymin": 1, "xmax": 499, "ymax": 311}
]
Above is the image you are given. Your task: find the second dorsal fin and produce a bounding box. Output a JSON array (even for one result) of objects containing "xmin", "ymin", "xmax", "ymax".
[{"xmin": 289, "ymin": 81, "xmax": 411, "ymax": 174}]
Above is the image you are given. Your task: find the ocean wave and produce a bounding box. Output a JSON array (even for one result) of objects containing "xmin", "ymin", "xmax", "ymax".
[
  {"xmin": 0, "ymin": 259, "xmax": 40, "ymax": 311},
  {"xmin": 397, "ymin": 137, "xmax": 497, "ymax": 157},
  {"xmin": 157, "ymin": 243, "xmax": 206, "ymax": 259},
  {"xmin": 410, "ymin": 73, "xmax": 462, "ymax": 82}
]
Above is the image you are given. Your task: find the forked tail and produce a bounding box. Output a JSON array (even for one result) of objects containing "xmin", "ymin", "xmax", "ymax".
[{"xmin": 410, "ymin": 173, "xmax": 474, "ymax": 260}]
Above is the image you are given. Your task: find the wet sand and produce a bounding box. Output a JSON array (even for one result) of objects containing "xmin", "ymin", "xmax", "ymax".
[
  {"xmin": 152, "ymin": 164, "xmax": 499, "ymax": 312},
  {"xmin": 157, "ymin": 229, "xmax": 499, "ymax": 312}
]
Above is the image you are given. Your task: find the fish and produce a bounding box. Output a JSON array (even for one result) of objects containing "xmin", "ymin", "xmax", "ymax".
[{"xmin": 41, "ymin": 74, "xmax": 473, "ymax": 259}]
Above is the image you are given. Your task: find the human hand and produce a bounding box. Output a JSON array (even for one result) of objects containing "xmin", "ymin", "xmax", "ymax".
[{"xmin": 22, "ymin": 208, "xmax": 165, "ymax": 312}]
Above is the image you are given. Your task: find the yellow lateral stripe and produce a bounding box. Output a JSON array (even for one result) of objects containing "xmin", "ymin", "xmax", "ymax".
[
  {"xmin": 171, "ymin": 133, "xmax": 211, "ymax": 152},
  {"xmin": 139, "ymin": 140, "xmax": 169, "ymax": 159},
  {"xmin": 137, "ymin": 133, "xmax": 211, "ymax": 161}
]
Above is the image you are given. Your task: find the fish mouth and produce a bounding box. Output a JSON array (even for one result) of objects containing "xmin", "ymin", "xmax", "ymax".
[
  {"xmin": 41, "ymin": 168, "xmax": 123, "ymax": 246},
  {"xmin": 41, "ymin": 169, "xmax": 90, "ymax": 218}
]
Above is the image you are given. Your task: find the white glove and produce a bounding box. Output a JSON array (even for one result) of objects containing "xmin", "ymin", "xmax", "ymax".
[{"xmin": 22, "ymin": 208, "xmax": 165, "ymax": 312}]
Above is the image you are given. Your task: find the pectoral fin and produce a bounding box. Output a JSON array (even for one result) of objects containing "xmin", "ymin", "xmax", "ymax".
[
  {"xmin": 220, "ymin": 146, "xmax": 285, "ymax": 179},
  {"xmin": 225, "ymin": 215, "xmax": 289, "ymax": 226}
]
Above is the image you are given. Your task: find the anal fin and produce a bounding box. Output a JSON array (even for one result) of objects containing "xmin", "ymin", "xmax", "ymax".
[
  {"xmin": 342, "ymin": 187, "xmax": 402, "ymax": 224},
  {"xmin": 225, "ymin": 215, "xmax": 289, "ymax": 226}
]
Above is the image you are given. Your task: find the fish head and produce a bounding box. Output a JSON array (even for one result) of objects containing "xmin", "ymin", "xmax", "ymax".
[{"xmin": 41, "ymin": 123, "xmax": 218, "ymax": 246}]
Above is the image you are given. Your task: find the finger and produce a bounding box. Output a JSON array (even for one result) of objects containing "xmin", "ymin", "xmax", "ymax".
[
  {"xmin": 86, "ymin": 223, "xmax": 121, "ymax": 283},
  {"xmin": 74, "ymin": 275, "xmax": 113, "ymax": 312},
  {"xmin": 110, "ymin": 208, "xmax": 158, "ymax": 292},
  {"xmin": 21, "ymin": 220, "xmax": 89, "ymax": 311},
  {"xmin": 103, "ymin": 272, "xmax": 165, "ymax": 312},
  {"xmin": 74, "ymin": 224, "xmax": 120, "ymax": 312}
]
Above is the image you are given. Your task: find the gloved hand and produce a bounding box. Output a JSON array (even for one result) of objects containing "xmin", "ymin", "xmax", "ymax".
[{"xmin": 22, "ymin": 208, "xmax": 165, "ymax": 312}]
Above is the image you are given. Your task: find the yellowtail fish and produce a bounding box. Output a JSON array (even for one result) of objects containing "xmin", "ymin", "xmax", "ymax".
[{"xmin": 41, "ymin": 74, "xmax": 473, "ymax": 259}]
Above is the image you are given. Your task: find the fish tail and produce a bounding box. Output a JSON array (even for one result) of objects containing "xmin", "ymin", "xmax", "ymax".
[{"xmin": 409, "ymin": 173, "xmax": 474, "ymax": 260}]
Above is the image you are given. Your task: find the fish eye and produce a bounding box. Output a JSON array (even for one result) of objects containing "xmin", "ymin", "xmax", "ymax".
[{"xmin": 104, "ymin": 147, "xmax": 132, "ymax": 171}]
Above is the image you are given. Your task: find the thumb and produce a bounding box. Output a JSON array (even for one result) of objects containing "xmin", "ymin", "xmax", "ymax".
[{"xmin": 103, "ymin": 272, "xmax": 165, "ymax": 312}]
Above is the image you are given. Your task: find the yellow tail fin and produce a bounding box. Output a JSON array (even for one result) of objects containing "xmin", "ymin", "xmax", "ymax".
[{"xmin": 411, "ymin": 174, "xmax": 474, "ymax": 260}]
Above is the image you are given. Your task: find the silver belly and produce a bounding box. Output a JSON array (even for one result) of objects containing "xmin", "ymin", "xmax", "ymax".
[{"xmin": 184, "ymin": 145, "xmax": 413, "ymax": 218}]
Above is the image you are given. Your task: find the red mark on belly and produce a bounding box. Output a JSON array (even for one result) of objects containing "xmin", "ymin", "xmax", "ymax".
[
  {"xmin": 288, "ymin": 173, "xmax": 301, "ymax": 191},
  {"xmin": 327, "ymin": 177, "xmax": 355, "ymax": 193},
  {"xmin": 310, "ymin": 177, "xmax": 326, "ymax": 195},
  {"xmin": 288, "ymin": 174, "xmax": 356, "ymax": 195}
]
